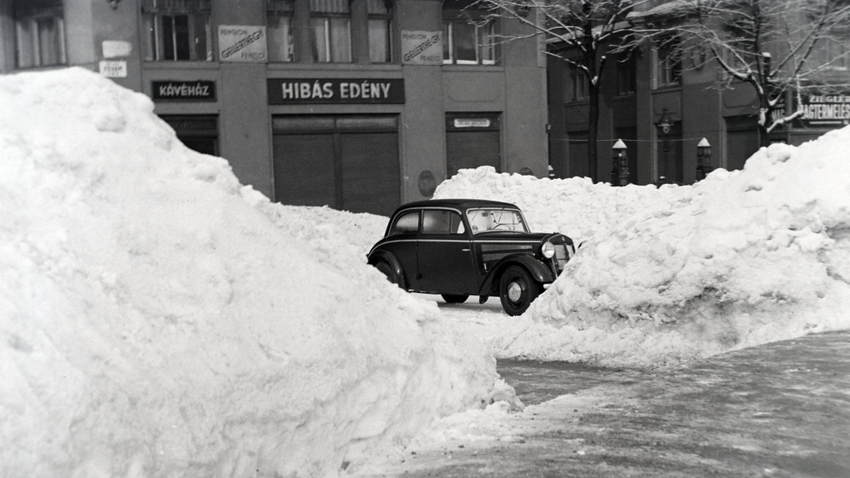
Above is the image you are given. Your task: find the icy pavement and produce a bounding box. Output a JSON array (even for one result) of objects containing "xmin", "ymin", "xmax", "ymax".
[{"xmin": 355, "ymin": 328, "xmax": 850, "ymax": 477}]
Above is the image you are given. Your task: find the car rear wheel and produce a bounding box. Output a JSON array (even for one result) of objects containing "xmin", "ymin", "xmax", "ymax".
[
  {"xmin": 441, "ymin": 294, "xmax": 469, "ymax": 304},
  {"xmin": 499, "ymin": 265, "xmax": 541, "ymax": 316},
  {"xmin": 375, "ymin": 261, "xmax": 400, "ymax": 286}
]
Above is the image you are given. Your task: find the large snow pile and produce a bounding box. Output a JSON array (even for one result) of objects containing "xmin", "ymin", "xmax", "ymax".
[
  {"xmin": 0, "ymin": 67, "xmax": 507, "ymax": 478},
  {"xmin": 436, "ymin": 136, "xmax": 850, "ymax": 367}
]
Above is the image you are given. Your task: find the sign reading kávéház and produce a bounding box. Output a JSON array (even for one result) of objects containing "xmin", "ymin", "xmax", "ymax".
[
  {"xmin": 218, "ymin": 25, "xmax": 267, "ymax": 63},
  {"xmin": 798, "ymin": 95, "xmax": 850, "ymax": 126},
  {"xmin": 268, "ymin": 79, "xmax": 405, "ymax": 104},
  {"xmin": 152, "ymin": 80, "xmax": 216, "ymax": 101}
]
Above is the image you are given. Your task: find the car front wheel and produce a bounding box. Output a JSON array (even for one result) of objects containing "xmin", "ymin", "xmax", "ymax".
[
  {"xmin": 441, "ymin": 294, "xmax": 469, "ymax": 304},
  {"xmin": 499, "ymin": 265, "xmax": 541, "ymax": 316}
]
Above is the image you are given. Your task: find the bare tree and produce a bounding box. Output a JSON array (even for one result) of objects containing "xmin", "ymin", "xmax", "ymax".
[
  {"xmin": 473, "ymin": 0, "xmax": 646, "ymax": 181},
  {"xmin": 630, "ymin": 0, "xmax": 850, "ymax": 147}
]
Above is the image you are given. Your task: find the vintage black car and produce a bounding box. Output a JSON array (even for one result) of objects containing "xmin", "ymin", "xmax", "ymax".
[{"xmin": 367, "ymin": 199, "xmax": 575, "ymax": 316}]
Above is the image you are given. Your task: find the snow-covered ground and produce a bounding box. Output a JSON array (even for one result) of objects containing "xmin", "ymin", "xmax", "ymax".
[
  {"xmin": 0, "ymin": 68, "xmax": 511, "ymax": 478},
  {"xmin": 3, "ymin": 66, "xmax": 849, "ymax": 477},
  {"xmin": 435, "ymin": 148, "xmax": 850, "ymax": 367}
]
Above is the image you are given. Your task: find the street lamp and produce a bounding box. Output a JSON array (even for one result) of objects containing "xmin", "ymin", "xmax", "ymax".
[
  {"xmin": 612, "ymin": 139, "xmax": 628, "ymax": 186},
  {"xmin": 696, "ymin": 137, "xmax": 712, "ymax": 181}
]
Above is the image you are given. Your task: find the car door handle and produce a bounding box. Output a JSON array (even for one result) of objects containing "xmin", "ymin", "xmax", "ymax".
[{"xmin": 461, "ymin": 248, "xmax": 470, "ymax": 252}]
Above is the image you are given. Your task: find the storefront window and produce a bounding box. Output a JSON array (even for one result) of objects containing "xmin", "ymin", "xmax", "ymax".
[
  {"xmin": 268, "ymin": 0, "xmax": 294, "ymax": 62},
  {"xmin": 143, "ymin": 0, "xmax": 212, "ymax": 62},
  {"xmin": 443, "ymin": 0, "xmax": 496, "ymax": 65},
  {"xmin": 14, "ymin": 0, "xmax": 66, "ymax": 69},
  {"xmin": 368, "ymin": 0, "xmax": 392, "ymax": 63},
  {"xmin": 310, "ymin": 0, "xmax": 352, "ymax": 63}
]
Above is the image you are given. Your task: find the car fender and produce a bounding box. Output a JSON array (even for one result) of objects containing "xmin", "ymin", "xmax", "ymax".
[
  {"xmin": 478, "ymin": 254, "xmax": 556, "ymax": 297},
  {"xmin": 368, "ymin": 250, "xmax": 408, "ymax": 290}
]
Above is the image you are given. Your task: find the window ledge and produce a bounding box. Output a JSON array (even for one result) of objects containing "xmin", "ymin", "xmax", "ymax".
[
  {"xmin": 266, "ymin": 62, "xmax": 403, "ymax": 72},
  {"xmin": 143, "ymin": 61, "xmax": 220, "ymax": 70},
  {"xmin": 441, "ymin": 64, "xmax": 505, "ymax": 72},
  {"xmin": 653, "ymin": 84, "xmax": 682, "ymax": 93}
]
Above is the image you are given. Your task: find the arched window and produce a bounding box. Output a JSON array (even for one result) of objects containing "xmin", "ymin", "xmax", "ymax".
[
  {"xmin": 14, "ymin": 0, "xmax": 66, "ymax": 69},
  {"xmin": 442, "ymin": 0, "xmax": 495, "ymax": 65}
]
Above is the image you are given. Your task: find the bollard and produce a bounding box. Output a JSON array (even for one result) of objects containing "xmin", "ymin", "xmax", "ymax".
[
  {"xmin": 612, "ymin": 139, "xmax": 628, "ymax": 186},
  {"xmin": 696, "ymin": 138, "xmax": 712, "ymax": 181}
]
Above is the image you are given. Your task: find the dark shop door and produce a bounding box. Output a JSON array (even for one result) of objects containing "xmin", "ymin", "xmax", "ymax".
[
  {"xmin": 273, "ymin": 134, "xmax": 336, "ymax": 208},
  {"xmin": 272, "ymin": 115, "xmax": 400, "ymax": 216},
  {"xmin": 446, "ymin": 113, "xmax": 501, "ymax": 178}
]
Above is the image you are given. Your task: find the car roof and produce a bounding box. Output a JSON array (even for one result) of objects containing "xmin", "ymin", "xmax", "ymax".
[{"xmin": 391, "ymin": 198, "xmax": 519, "ymax": 215}]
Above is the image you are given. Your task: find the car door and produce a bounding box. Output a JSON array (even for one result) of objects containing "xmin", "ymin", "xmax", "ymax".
[{"xmin": 416, "ymin": 209, "xmax": 479, "ymax": 295}]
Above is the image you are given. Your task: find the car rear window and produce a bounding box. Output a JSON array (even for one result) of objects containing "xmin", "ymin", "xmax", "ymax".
[{"xmin": 389, "ymin": 210, "xmax": 419, "ymax": 235}]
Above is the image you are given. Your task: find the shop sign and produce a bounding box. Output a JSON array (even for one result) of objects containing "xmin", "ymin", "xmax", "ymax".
[
  {"xmin": 102, "ymin": 41, "xmax": 132, "ymax": 59},
  {"xmin": 798, "ymin": 94, "xmax": 850, "ymax": 126},
  {"xmin": 268, "ymin": 79, "xmax": 405, "ymax": 104},
  {"xmin": 99, "ymin": 61, "xmax": 127, "ymax": 78},
  {"xmin": 218, "ymin": 25, "xmax": 267, "ymax": 63},
  {"xmin": 401, "ymin": 31, "xmax": 442, "ymax": 65},
  {"xmin": 152, "ymin": 80, "xmax": 216, "ymax": 101},
  {"xmin": 454, "ymin": 118, "xmax": 491, "ymax": 128}
]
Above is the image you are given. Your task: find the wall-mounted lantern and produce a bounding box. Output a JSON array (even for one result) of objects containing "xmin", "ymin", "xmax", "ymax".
[
  {"xmin": 612, "ymin": 139, "xmax": 628, "ymax": 186},
  {"xmin": 657, "ymin": 107, "xmax": 673, "ymax": 152},
  {"xmin": 696, "ymin": 137, "xmax": 712, "ymax": 180}
]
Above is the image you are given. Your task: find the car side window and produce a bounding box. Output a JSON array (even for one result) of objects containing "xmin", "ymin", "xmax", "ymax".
[
  {"xmin": 422, "ymin": 210, "xmax": 465, "ymax": 234},
  {"xmin": 389, "ymin": 210, "xmax": 419, "ymax": 235}
]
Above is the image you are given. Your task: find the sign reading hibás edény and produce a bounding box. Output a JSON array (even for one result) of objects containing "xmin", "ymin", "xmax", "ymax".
[{"xmin": 267, "ymin": 79, "xmax": 405, "ymax": 104}]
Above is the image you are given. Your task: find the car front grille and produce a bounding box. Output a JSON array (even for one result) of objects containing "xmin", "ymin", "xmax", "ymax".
[{"xmin": 554, "ymin": 244, "xmax": 570, "ymax": 271}]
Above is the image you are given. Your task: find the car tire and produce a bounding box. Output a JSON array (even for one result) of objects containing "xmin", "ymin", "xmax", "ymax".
[
  {"xmin": 499, "ymin": 265, "xmax": 541, "ymax": 316},
  {"xmin": 375, "ymin": 261, "xmax": 400, "ymax": 286},
  {"xmin": 441, "ymin": 294, "xmax": 469, "ymax": 304}
]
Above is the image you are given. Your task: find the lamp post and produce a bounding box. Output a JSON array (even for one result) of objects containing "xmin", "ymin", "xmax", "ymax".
[
  {"xmin": 696, "ymin": 137, "xmax": 712, "ymax": 180},
  {"xmin": 612, "ymin": 139, "xmax": 628, "ymax": 186}
]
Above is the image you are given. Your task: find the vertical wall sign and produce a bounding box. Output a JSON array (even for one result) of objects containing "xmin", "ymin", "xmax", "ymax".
[{"xmin": 218, "ymin": 25, "xmax": 267, "ymax": 63}]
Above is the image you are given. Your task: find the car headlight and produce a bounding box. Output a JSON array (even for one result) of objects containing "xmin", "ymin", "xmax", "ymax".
[{"xmin": 541, "ymin": 241, "xmax": 555, "ymax": 259}]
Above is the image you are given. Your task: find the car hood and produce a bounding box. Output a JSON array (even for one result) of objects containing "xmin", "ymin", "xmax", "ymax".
[{"xmin": 472, "ymin": 231, "xmax": 572, "ymax": 244}]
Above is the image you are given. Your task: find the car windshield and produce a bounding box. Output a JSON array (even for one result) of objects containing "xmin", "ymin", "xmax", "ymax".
[{"xmin": 466, "ymin": 208, "xmax": 528, "ymax": 234}]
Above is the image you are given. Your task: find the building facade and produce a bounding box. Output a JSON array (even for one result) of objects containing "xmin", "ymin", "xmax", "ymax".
[
  {"xmin": 1, "ymin": 0, "xmax": 550, "ymax": 216},
  {"xmin": 546, "ymin": 1, "xmax": 850, "ymax": 186}
]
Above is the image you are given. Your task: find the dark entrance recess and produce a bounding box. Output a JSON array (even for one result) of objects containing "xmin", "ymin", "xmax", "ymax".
[
  {"xmin": 445, "ymin": 113, "xmax": 501, "ymax": 178},
  {"xmin": 272, "ymin": 115, "xmax": 400, "ymax": 217},
  {"xmin": 159, "ymin": 115, "xmax": 218, "ymax": 156},
  {"xmin": 725, "ymin": 116, "xmax": 761, "ymax": 171},
  {"xmin": 656, "ymin": 122, "xmax": 682, "ymax": 184}
]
